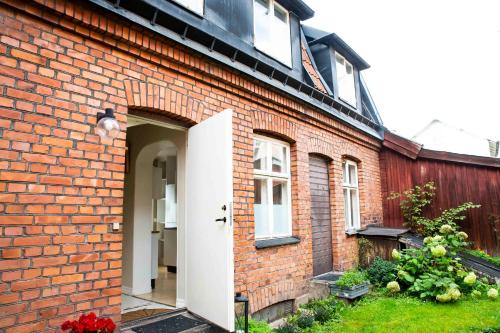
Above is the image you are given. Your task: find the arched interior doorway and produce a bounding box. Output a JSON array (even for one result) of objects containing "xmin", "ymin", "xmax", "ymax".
[{"xmin": 121, "ymin": 116, "xmax": 187, "ymax": 316}]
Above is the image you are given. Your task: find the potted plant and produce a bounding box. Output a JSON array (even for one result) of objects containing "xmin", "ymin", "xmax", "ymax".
[
  {"xmin": 329, "ymin": 270, "xmax": 369, "ymax": 300},
  {"xmin": 61, "ymin": 312, "xmax": 116, "ymax": 333}
]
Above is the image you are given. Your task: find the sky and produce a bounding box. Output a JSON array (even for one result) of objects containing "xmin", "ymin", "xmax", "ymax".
[{"xmin": 303, "ymin": 0, "xmax": 500, "ymax": 141}]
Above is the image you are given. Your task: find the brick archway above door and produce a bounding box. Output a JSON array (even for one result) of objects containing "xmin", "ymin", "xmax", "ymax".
[{"xmin": 124, "ymin": 79, "xmax": 206, "ymax": 125}]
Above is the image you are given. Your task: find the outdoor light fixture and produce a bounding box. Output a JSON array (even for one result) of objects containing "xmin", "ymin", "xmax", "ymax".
[
  {"xmin": 234, "ymin": 293, "xmax": 249, "ymax": 333},
  {"xmin": 95, "ymin": 108, "xmax": 120, "ymax": 140}
]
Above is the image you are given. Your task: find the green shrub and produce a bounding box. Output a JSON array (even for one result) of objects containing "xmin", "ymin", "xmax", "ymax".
[
  {"xmin": 481, "ymin": 328, "xmax": 499, "ymax": 333},
  {"xmin": 391, "ymin": 233, "xmax": 492, "ymax": 302},
  {"xmin": 302, "ymin": 296, "xmax": 345, "ymax": 324},
  {"xmin": 388, "ymin": 182, "xmax": 480, "ymax": 236},
  {"xmin": 248, "ymin": 319, "xmax": 272, "ymax": 333},
  {"xmin": 335, "ymin": 270, "xmax": 368, "ymax": 288},
  {"xmin": 295, "ymin": 310, "xmax": 314, "ymax": 329},
  {"xmin": 366, "ymin": 257, "xmax": 397, "ymax": 287},
  {"xmin": 274, "ymin": 321, "xmax": 298, "ymax": 333}
]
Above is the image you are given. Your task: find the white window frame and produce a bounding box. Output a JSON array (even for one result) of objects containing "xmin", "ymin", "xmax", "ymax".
[
  {"xmin": 253, "ymin": 134, "xmax": 292, "ymax": 239},
  {"xmin": 342, "ymin": 160, "xmax": 361, "ymax": 232},
  {"xmin": 335, "ymin": 52, "xmax": 357, "ymax": 108},
  {"xmin": 171, "ymin": 0, "xmax": 204, "ymax": 16},
  {"xmin": 253, "ymin": 0, "xmax": 292, "ymax": 67}
]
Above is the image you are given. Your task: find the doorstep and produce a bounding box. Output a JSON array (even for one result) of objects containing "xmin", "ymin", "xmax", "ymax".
[{"xmin": 121, "ymin": 308, "xmax": 214, "ymax": 333}]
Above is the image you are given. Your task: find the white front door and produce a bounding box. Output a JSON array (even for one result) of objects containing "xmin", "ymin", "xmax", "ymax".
[{"xmin": 186, "ymin": 109, "xmax": 234, "ymax": 331}]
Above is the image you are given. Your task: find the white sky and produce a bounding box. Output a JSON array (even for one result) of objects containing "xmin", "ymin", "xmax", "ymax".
[{"xmin": 303, "ymin": 0, "xmax": 500, "ymax": 141}]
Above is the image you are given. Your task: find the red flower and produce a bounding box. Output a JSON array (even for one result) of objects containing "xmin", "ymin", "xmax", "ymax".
[
  {"xmin": 61, "ymin": 312, "xmax": 116, "ymax": 332},
  {"xmin": 61, "ymin": 321, "xmax": 71, "ymax": 330}
]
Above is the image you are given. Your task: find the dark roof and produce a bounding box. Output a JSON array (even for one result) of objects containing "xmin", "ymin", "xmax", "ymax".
[
  {"xmin": 302, "ymin": 25, "xmax": 370, "ymax": 70},
  {"xmin": 358, "ymin": 226, "xmax": 410, "ymax": 239},
  {"xmin": 278, "ymin": 0, "xmax": 315, "ymax": 20}
]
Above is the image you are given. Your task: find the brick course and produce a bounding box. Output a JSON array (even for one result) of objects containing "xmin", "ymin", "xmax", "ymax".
[{"xmin": 0, "ymin": 0, "xmax": 383, "ymax": 331}]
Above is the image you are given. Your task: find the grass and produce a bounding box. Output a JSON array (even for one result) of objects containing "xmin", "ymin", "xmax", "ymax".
[{"xmin": 322, "ymin": 295, "xmax": 500, "ymax": 333}]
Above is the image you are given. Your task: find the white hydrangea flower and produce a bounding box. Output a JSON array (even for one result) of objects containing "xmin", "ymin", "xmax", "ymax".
[
  {"xmin": 487, "ymin": 288, "xmax": 498, "ymax": 299},
  {"xmin": 439, "ymin": 224, "xmax": 454, "ymax": 234},
  {"xmin": 431, "ymin": 245, "xmax": 446, "ymax": 257},
  {"xmin": 464, "ymin": 272, "xmax": 476, "ymax": 285},
  {"xmin": 392, "ymin": 249, "xmax": 401, "ymax": 261},
  {"xmin": 387, "ymin": 281, "xmax": 400, "ymax": 293},
  {"xmin": 436, "ymin": 293, "xmax": 451, "ymax": 303},
  {"xmin": 448, "ymin": 288, "xmax": 461, "ymax": 300}
]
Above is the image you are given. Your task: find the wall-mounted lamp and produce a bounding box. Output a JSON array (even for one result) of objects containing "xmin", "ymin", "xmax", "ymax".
[{"xmin": 95, "ymin": 108, "xmax": 120, "ymax": 140}]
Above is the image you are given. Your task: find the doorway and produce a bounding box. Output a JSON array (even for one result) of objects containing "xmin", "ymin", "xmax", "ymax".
[
  {"xmin": 120, "ymin": 109, "xmax": 235, "ymax": 331},
  {"xmin": 122, "ymin": 114, "xmax": 187, "ymax": 318},
  {"xmin": 309, "ymin": 155, "xmax": 333, "ymax": 276}
]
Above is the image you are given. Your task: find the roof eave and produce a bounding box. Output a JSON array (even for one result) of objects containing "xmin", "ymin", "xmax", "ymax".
[
  {"xmin": 278, "ymin": 0, "xmax": 315, "ymax": 20},
  {"xmin": 309, "ymin": 34, "xmax": 370, "ymax": 70}
]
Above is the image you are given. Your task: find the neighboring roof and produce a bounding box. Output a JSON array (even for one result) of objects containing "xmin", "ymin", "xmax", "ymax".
[
  {"xmin": 302, "ymin": 25, "xmax": 370, "ymax": 70},
  {"xmin": 383, "ymin": 131, "xmax": 500, "ymax": 168},
  {"xmin": 413, "ymin": 120, "xmax": 499, "ymax": 158},
  {"xmin": 278, "ymin": 0, "xmax": 315, "ymax": 20}
]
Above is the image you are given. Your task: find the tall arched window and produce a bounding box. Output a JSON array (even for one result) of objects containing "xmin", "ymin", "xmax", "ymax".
[{"xmin": 342, "ymin": 160, "xmax": 360, "ymax": 231}]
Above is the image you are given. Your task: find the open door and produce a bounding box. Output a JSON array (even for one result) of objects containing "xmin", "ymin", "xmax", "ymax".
[{"xmin": 186, "ymin": 109, "xmax": 234, "ymax": 331}]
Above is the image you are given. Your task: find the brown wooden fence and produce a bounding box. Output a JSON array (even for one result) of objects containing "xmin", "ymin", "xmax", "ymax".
[{"xmin": 380, "ymin": 132, "xmax": 500, "ymax": 255}]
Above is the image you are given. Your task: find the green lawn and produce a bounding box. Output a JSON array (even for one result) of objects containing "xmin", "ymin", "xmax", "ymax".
[{"xmin": 320, "ymin": 296, "xmax": 500, "ymax": 333}]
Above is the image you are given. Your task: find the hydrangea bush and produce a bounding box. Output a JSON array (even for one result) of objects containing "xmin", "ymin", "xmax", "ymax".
[{"xmin": 387, "ymin": 225, "xmax": 498, "ymax": 302}]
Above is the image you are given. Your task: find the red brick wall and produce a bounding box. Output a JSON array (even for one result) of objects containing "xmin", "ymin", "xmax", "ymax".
[{"xmin": 0, "ymin": 0, "xmax": 383, "ymax": 331}]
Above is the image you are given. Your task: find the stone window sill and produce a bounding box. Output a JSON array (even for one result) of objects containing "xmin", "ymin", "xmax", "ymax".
[
  {"xmin": 255, "ymin": 236, "xmax": 300, "ymax": 249},
  {"xmin": 345, "ymin": 229, "xmax": 360, "ymax": 236}
]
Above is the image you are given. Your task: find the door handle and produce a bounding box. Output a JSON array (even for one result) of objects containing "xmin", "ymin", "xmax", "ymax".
[{"xmin": 216, "ymin": 205, "xmax": 227, "ymax": 223}]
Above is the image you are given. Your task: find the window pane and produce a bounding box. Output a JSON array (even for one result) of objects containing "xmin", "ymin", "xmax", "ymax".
[
  {"xmin": 272, "ymin": 179, "xmax": 289, "ymax": 235},
  {"xmin": 272, "ymin": 12, "xmax": 292, "ymax": 66},
  {"xmin": 272, "ymin": 144, "xmax": 286, "ymax": 173},
  {"xmin": 253, "ymin": 140, "xmax": 267, "ymax": 171},
  {"xmin": 348, "ymin": 164, "xmax": 357, "ymax": 186},
  {"xmin": 350, "ymin": 189, "xmax": 359, "ymax": 228},
  {"xmin": 254, "ymin": 0, "xmax": 291, "ymax": 67},
  {"xmin": 336, "ymin": 53, "xmax": 356, "ymax": 106},
  {"xmin": 342, "ymin": 162, "xmax": 348, "ymax": 184},
  {"xmin": 254, "ymin": 178, "xmax": 268, "ymax": 237},
  {"xmin": 346, "ymin": 63, "xmax": 353, "ymax": 75},
  {"xmin": 336, "ymin": 54, "xmax": 344, "ymax": 65},
  {"xmin": 343, "ymin": 188, "xmax": 350, "ymax": 229},
  {"xmin": 255, "ymin": 0, "xmax": 269, "ymax": 9},
  {"xmin": 254, "ymin": 0, "xmax": 271, "ymax": 54},
  {"xmin": 274, "ymin": 3, "xmax": 287, "ymax": 23}
]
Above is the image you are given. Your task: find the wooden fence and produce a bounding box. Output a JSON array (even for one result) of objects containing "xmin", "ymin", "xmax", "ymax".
[{"xmin": 380, "ymin": 132, "xmax": 500, "ymax": 255}]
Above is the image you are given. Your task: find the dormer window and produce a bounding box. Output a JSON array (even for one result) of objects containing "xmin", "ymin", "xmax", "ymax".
[
  {"xmin": 253, "ymin": 0, "xmax": 292, "ymax": 67},
  {"xmin": 172, "ymin": 0, "xmax": 204, "ymax": 16},
  {"xmin": 335, "ymin": 52, "xmax": 356, "ymax": 107}
]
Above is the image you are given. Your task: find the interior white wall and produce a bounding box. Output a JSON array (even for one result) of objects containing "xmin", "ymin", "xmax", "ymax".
[{"xmin": 122, "ymin": 124, "xmax": 186, "ymax": 306}]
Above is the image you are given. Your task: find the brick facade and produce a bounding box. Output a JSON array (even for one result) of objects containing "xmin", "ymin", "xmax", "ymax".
[{"xmin": 0, "ymin": 0, "xmax": 383, "ymax": 331}]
